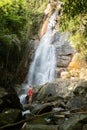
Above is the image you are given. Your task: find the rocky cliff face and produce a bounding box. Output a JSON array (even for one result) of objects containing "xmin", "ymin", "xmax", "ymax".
[
  {"xmin": 53, "ymin": 32, "xmax": 76, "ymax": 77},
  {"xmin": 16, "ymin": 34, "xmax": 76, "ymax": 83},
  {"xmin": 16, "ymin": 1, "xmax": 87, "ymax": 83}
]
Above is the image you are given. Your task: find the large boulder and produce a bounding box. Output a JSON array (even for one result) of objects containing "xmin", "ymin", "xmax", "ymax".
[
  {"xmin": 34, "ymin": 79, "xmax": 80, "ymax": 102},
  {"xmin": 73, "ymin": 80, "xmax": 87, "ymax": 98},
  {"xmin": 0, "ymin": 109, "xmax": 22, "ymax": 127},
  {"xmin": 0, "ymin": 87, "xmax": 22, "ymax": 112},
  {"xmin": 0, "ymin": 86, "xmax": 22, "ymax": 128},
  {"xmin": 33, "ymin": 79, "xmax": 87, "ymax": 111},
  {"xmin": 59, "ymin": 114, "xmax": 87, "ymax": 130}
]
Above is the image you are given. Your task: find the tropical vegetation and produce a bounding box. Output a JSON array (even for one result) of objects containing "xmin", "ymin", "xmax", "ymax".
[
  {"xmin": 0, "ymin": 0, "xmax": 87, "ymax": 86},
  {"xmin": 60, "ymin": 0, "xmax": 87, "ymax": 58}
]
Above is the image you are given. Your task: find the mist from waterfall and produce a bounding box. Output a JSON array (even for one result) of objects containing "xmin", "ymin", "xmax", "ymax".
[
  {"xmin": 19, "ymin": 2, "xmax": 64, "ymax": 103},
  {"xmin": 27, "ymin": 11, "xmax": 58, "ymax": 87}
]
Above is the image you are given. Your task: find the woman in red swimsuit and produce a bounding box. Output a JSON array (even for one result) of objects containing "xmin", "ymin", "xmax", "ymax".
[{"xmin": 28, "ymin": 86, "xmax": 33, "ymax": 105}]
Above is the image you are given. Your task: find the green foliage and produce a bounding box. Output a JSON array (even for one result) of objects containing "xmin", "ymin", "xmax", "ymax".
[
  {"xmin": 0, "ymin": 0, "xmax": 28, "ymax": 78},
  {"xmin": 0, "ymin": 34, "xmax": 22, "ymax": 86},
  {"xmin": 0, "ymin": 0, "xmax": 28, "ymax": 86},
  {"xmin": 59, "ymin": 0, "xmax": 87, "ymax": 55},
  {"xmin": 0, "ymin": 34, "xmax": 21, "ymax": 71},
  {"xmin": 0, "ymin": 0, "xmax": 48, "ymax": 86},
  {"xmin": 0, "ymin": 0, "xmax": 28, "ymax": 38},
  {"xmin": 26, "ymin": 0, "xmax": 48, "ymax": 38}
]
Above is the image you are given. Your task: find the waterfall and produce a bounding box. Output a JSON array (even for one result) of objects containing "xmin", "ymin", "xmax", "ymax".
[
  {"xmin": 27, "ymin": 11, "xmax": 58, "ymax": 87},
  {"xmin": 19, "ymin": 5, "xmax": 63, "ymax": 104}
]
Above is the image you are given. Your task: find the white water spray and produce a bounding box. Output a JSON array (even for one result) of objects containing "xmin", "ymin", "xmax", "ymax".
[
  {"xmin": 27, "ymin": 11, "xmax": 58, "ymax": 87},
  {"xmin": 19, "ymin": 5, "xmax": 63, "ymax": 103}
]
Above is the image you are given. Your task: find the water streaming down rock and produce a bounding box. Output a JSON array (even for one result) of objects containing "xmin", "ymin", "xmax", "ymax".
[
  {"xmin": 19, "ymin": 7, "xmax": 62, "ymax": 103},
  {"xmin": 27, "ymin": 11, "xmax": 58, "ymax": 87}
]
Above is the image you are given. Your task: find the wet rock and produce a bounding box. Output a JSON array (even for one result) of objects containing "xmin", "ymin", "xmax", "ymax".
[
  {"xmin": 16, "ymin": 40, "xmax": 36, "ymax": 83},
  {"xmin": 45, "ymin": 95, "xmax": 64, "ymax": 103},
  {"xmin": 82, "ymin": 124, "xmax": 87, "ymax": 130},
  {"xmin": 22, "ymin": 124, "xmax": 58, "ymax": 130},
  {"xmin": 0, "ymin": 87, "xmax": 22, "ymax": 112},
  {"xmin": 59, "ymin": 114, "xmax": 87, "ymax": 130},
  {"xmin": 0, "ymin": 109, "xmax": 22, "ymax": 127},
  {"xmin": 31, "ymin": 103, "xmax": 53, "ymax": 115},
  {"xmin": 0, "ymin": 86, "xmax": 23, "ymax": 128},
  {"xmin": 66, "ymin": 96, "xmax": 85, "ymax": 109},
  {"xmin": 29, "ymin": 117, "xmax": 47, "ymax": 125},
  {"xmin": 73, "ymin": 80, "xmax": 87, "ymax": 97},
  {"xmin": 35, "ymin": 79, "xmax": 80, "ymax": 101}
]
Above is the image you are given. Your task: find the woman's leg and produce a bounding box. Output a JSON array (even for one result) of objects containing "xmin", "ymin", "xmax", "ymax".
[{"xmin": 29, "ymin": 95, "xmax": 32, "ymax": 105}]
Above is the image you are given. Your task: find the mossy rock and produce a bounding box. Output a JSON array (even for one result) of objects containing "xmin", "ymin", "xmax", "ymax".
[
  {"xmin": 59, "ymin": 114, "xmax": 87, "ymax": 130},
  {"xmin": 0, "ymin": 109, "xmax": 22, "ymax": 127},
  {"xmin": 23, "ymin": 124, "xmax": 58, "ymax": 130}
]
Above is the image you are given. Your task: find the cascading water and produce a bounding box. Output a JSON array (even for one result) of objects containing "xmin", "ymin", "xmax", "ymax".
[
  {"xmin": 27, "ymin": 11, "xmax": 58, "ymax": 87},
  {"xmin": 19, "ymin": 5, "xmax": 62, "ymax": 104}
]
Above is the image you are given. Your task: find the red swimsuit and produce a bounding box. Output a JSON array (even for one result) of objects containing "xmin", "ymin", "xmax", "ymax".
[{"xmin": 28, "ymin": 88, "xmax": 33, "ymax": 96}]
